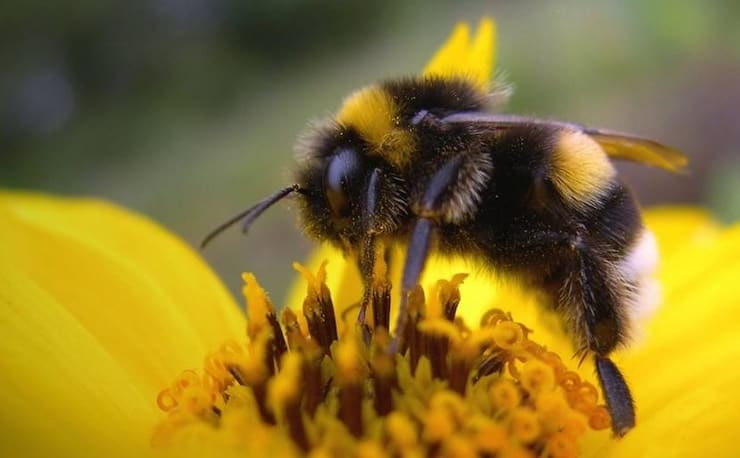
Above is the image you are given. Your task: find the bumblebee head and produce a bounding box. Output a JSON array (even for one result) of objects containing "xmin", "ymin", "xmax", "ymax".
[
  {"xmin": 292, "ymin": 130, "xmax": 374, "ymax": 249},
  {"xmin": 291, "ymin": 73, "xmax": 495, "ymax": 250}
]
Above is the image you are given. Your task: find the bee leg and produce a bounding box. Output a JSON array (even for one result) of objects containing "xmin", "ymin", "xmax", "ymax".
[
  {"xmin": 356, "ymin": 168, "xmax": 386, "ymax": 330},
  {"xmin": 356, "ymin": 235, "xmax": 376, "ymax": 326},
  {"xmin": 391, "ymin": 156, "xmax": 466, "ymax": 352},
  {"xmin": 595, "ymin": 354, "xmax": 635, "ymax": 437},
  {"xmin": 569, "ymin": 241, "xmax": 635, "ymax": 436},
  {"xmin": 355, "ymin": 238, "xmax": 393, "ymax": 339},
  {"xmin": 350, "ymin": 236, "xmax": 375, "ymax": 344},
  {"xmin": 484, "ymin": 226, "xmax": 636, "ymax": 434},
  {"xmin": 389, "ymin": 217, "xmax": 434, "ymax": 354}
]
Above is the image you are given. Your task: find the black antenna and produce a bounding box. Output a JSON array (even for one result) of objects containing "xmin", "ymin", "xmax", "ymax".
[{"xmin": 200, "ymin": 184, "xmax": 302, "ymax": 249}]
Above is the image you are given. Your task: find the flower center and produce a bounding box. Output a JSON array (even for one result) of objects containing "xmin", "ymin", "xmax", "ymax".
[{"xmin": 153, "ymin": 262, "xmax": 610, "ymax": 457}]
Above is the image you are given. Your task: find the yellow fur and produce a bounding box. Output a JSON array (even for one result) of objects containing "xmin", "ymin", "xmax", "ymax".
[
  {"xmin": 336, "ymin": 85, "xmax": 415, "ymax": 167},
  {"xmin": 550, "ymin": 130, "xmax": 616, "ymax": 207}
]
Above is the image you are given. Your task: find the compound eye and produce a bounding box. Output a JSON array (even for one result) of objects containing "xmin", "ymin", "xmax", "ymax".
[{"xmin": 324, "ymin": 148, "xmax": 361, "ymax": 218}]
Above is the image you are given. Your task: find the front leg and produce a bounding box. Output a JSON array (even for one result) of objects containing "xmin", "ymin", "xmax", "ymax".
[
  {"xmin": 391, "ymin": 154, "xmax": 483, "ymax": 351},
  {"xmin": 357, "ymin": 167, "xmax": 398, "ymax": 329},
  {"xmin": 355, "ymin": 238, "xmax": 392, "ymax": 329}
]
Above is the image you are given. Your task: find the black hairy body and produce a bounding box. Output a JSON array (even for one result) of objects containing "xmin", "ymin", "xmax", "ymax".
[
  {"xmin": 290, "ymin": 76, "xmax": 684, "ymax": 436},
  {"xmin": 296, "ymin": 105, "xmax": 642, "ymax": 357}
]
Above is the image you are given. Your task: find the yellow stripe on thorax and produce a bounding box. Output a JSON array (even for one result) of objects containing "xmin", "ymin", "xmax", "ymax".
[
  {"xmin": 336, "ymin": 85, "xmax": 415, "ymax": 167},
  {"xmin": 550, "ymin": 130, "xmax": 616, "ymax": 208}
]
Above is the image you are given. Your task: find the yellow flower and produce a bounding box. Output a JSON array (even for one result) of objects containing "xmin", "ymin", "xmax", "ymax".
[
  {"xmin": 3, "ymin": 192, "xmax": 740, "ymax": 458},
  {"xmin": 2, "ymin": 17, "xmax": 740, "ymax": 458}
]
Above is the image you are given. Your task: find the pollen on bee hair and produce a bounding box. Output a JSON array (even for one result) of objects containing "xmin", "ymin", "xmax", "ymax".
[
  {"xmin": 336, "ymin": 85, "xmax": 415, "ymax": 166},
  {"xmin": 550, "ymin": 130, "xmax": 616, "ymax": 208}
]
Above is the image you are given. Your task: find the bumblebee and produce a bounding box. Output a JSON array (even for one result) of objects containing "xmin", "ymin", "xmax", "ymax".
[{"xmin": 202, "ymin": 19, "xmax": 687, "ymax": 436}]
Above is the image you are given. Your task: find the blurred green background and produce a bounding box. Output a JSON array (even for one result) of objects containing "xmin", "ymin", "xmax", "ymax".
[{"xmin": 2, "ymin": 0, "xmax": 739, "ymax": 298}]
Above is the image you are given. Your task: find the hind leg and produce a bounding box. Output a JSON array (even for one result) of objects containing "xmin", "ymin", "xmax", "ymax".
[
  {"xmin": 561, "ymin": 238, "xmax": 635, "ymax": 436},
  {"xmin": 495, "ymin": 227, "xmax": 636, "ymax": 435}
]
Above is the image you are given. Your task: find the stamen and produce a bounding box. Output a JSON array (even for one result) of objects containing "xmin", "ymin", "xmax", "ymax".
[
  {"xmin": 441, "ymin": 435, "xmax": 477, "ymax": 458},
  {"xmin": 471, "ymin": 418, "xmax": 507, "ymax": 454},
  {"xmin": 156, "ymin": 389, "xmax": 177, "ymax": 412},
  {"xmin": 588, "ymin": 406, "xmax": 612, "ymax": 430},
  {"xmin": 424, "ymin": 404, "xmax": 457, "ymax": 444},
  {"xmin": 242, "ymin": 273, "xmax": 274, "ymax": 337},
  {"xmin": 370, "ymin": 287, "xmax": 392, "ymax": 331},
  {"xmin": 401, "ymin": 285, "xmax": 426, "ymax": 370},
  {"xmin": 267, "ymin": 353, "xmax": 309, "ymax": 451},
  {"xmin": 355, "ymin": 441, "xmax": 385, "ymax": 458},
  {"xmin": 490, "ymin": 379, "xmax": 521, "ymax": 410},
  {"xmin": 279, "ymin": 308, "xmax": 307, "ymax": 350},
  {"xmin": 386, "ymin": 412, "xmax": 418, "ymax": 452},
  {"xmin": 492, "ymin": 320, "xmax": 525, "ymax": 351},
  {"xmin": 370, "ymin": 329, "xmax": 394, "ymax": 416},
  {"xmin": 510, "ymin": 407, "xmax": 541, "ymax": 444},
  {"xmin": 335, "ymin": 331, "xmax": 365, "ymax": 437},
  {"xmin": 547, "ymin": 432, "xmax": 579, "ymax": 458},
  {"xmin": 293, "ymin": 262, "xmax": 338, "ymax": 353},
  {"xmin": 154, "ymin": 267, "xmax": 614, "ymax": 456},
  {"xmin": 519, "ymin": 359, "xmax": 556, "ymax": 393}
]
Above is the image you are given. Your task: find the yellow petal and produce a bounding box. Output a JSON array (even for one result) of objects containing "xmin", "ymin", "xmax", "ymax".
[
  {"xmin": 422, "ymin": 17, "xmax": 496, "ymax": 90},
  {"xmin": 423, "ymin": 22, "xmax": 471, "ymax": 77},
  {"xmin": 643, "ymin": 206, "xmax": 720, "ymax": 261},
  {"xmin": 0, "ymin": 191, "xmax": 245, "ymax": 455},
  {"xmin": 468, "ymin": 17, "xmax": 496, "ymax": 88},
  {"xmin": 0, "ymin": 266, "xmax": 157, "ymax": 457}
]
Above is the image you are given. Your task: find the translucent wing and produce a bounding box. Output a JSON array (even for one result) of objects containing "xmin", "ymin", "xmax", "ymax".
[
  {"xmin": 441, "ymin": 113, "xmax": 688, "ymax": 173},
  {"xmin": 582, "ymin": 127, "xmax": 688, "ymax": 173}
]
